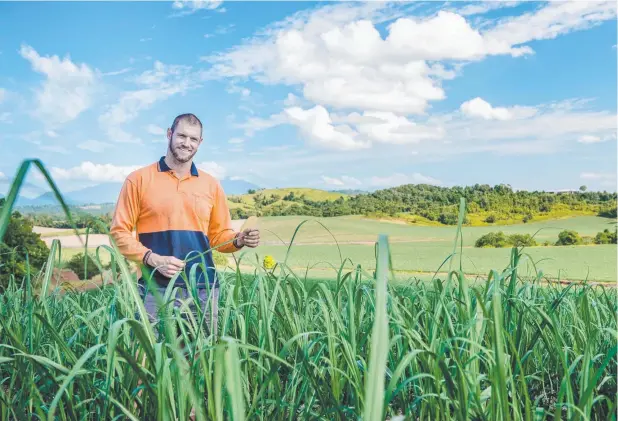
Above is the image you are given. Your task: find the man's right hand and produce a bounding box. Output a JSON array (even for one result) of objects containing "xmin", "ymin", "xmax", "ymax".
[{"xmin": 146, "ymin": 253, "xmax": 185, "ymax": 278}]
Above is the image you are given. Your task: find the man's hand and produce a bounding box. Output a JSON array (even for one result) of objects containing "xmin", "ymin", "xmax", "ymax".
[
  {"xmin": 146, "ymin": 253, "xmax": 185, "ymax": 278},
  {"xmin": 236, "ymin": 228, "xmax": 260, "ymax": 248}
]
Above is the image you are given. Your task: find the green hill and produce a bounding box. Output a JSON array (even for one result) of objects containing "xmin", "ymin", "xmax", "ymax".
[
  {"xmin": 227, "ymin": 183, "xmax": 617, "ymax": 226},
  {"xmin": 228, "ymin": 188, "xmax": 349, "ymax": 218}
]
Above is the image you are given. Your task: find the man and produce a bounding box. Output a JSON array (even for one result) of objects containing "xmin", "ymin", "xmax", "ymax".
[{"xmin": 110, "ymin": 112, "xmax": 259, "ymax": 336}]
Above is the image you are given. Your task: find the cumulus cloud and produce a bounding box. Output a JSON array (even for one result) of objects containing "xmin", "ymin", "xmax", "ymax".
[
  {"xmin": 51, "ymin": 162, "xmax": 140, "ymax": 182},
  {"xmin": 206, "ymin": 2, "xmax": 614, "ymax": 118},
  {"xmin": 343, "ymin": 111, "xmax": 444, "ymax": 144},
  {"xmin": 285, "ymin": 105, "xmax": 370, "ymax": 150},
  {"xmin": 19, "ymin": 44, "xmax": 98, "ymax": 126},
  {"xmin": 243, "ymin": 106, "xmax": 443, "ymax": 151},
  {"xmin": 460, "ymin": 97, "xmax": 538, "ymax": 121},
  {"xmin": 197, "ymin": 161, "xmax": 226, "ymax": 179}
]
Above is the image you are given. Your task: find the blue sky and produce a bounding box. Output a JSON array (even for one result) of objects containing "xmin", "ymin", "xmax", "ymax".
[{"xmin": 0, "ymin": 0, "xmax": 616, "ymax": 198}]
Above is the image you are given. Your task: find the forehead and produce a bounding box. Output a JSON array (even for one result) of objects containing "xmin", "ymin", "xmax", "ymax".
[{"xmin": 174, "ymin": 120, "xmax": 202, "ymax": 136}]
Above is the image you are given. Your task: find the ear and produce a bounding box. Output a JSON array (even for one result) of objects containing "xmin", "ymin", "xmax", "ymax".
[{"xmin": 167, "ymin": 128, "xmax": 172, "ymax": 141}]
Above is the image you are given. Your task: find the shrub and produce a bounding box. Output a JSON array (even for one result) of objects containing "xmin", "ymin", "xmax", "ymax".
[
  {"xmin": 475, "ymin": 232, "xmax": 508, "ymax": 248},
  {"xmin": 484, "ymin": 214, "xmax": 496, "ymax": 223},
  {"xmin": 522, "ymin": 214, "xmax": 533, "ymax": 223},
  {"xmin": 0, "ymin": 210, "xmax": 50, "ymax": 289},
  {"xmin": 598, "ymin": 207, "xmax": 617, "ymax": 218},
  {"xmin": 67, "ymin": 253, "xmax": 106, "ymax": 280},
  {"xmin": 594, "ymin": 229, "xmax": 618, "ymax": 244},
  {"xmin": 555, "ymin": 230, "xmax": 582, "ymax": 246},
  {"xmin": 475, "ymin": 232, "xmax": 538, "ymax": 248},
  {"xmin": 582, "ymin": 236, "xmax": 594, "ymax": 245},
  {"xmin": 508, "ymin": 234, "xmax": 537, "ymax": 247}
]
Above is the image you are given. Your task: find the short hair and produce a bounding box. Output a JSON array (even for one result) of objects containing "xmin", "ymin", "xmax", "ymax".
[{"xmin": 170, "ymin": 113, "xmax": 202, "ymax": 134}]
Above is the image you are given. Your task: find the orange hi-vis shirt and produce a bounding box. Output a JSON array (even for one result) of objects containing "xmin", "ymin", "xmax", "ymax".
[{"xmin": 110, "ymin": 156, "xmax": 240, "ymax": 287}]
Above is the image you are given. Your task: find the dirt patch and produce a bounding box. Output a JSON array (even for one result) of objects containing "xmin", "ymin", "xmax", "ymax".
[
  {"xmin": 377, "ymin": 219, "xmax": 408, "ymax": 225},
  {"xmin": 52, "ymin": 268, "xmax": 80, "ymax": 283},
  {"xmin": 33, "ymin": 226, "xmax": 72, "ymax": 235},
  {"xmin": 41, "ymin": 234, "xmax": 111, "ymax": 248}
]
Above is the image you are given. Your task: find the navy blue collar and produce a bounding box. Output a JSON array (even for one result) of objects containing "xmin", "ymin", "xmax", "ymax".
[{"xmin": 158, "ymin": 156, "xmax": 199, "ymax": 177}]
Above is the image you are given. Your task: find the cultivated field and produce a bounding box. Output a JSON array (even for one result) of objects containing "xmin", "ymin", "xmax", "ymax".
[{"xmin": 36, "ymin": 215, "xmax": 617, "ymax": 282}]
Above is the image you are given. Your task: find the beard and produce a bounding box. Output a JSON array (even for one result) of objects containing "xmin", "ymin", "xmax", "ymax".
[{"xmin": 169, "ymin": 140, "xmax": 197, "ymax": 163}]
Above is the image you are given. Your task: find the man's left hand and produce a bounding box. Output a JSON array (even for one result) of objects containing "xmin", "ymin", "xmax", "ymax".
[{"xmin": 236, "ymin": 228, "xmax": 260, "ymax": 248}]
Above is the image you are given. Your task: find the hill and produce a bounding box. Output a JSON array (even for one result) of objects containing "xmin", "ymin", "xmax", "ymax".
[
  {"xmin": 228, "ymin": 188, "xmax": 349, "ymax": 218},
  {"xmin": 227, "ymin": 183, "xmax": 618, "ymax": 225}
]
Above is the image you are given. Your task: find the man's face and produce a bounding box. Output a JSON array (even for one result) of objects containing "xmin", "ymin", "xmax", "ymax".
[{"xmin": 167, "ymin": 120, "xmax": 202, "ymax": 163}]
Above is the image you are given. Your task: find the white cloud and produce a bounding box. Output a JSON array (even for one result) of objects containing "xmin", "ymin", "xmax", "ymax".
[
  {"xmin": 285, "ymin": 105, "xmax": 370, "ymax": 151},
  {"xmin": 453, "ymin": 1, "xmax": 522, "ymax": 17},
  {"xmin": 484, "ymin": 1, "xmax": 617, "ymax": 48},
  {"xmin": 243, "ymin": 106, "xmax": 444, "ymax": 150},
  {"xmin": 197, "ymin": 161, "xmax": 226, "ymax": 179},
  {"xmin": 0, "ymin": 171, "xmax": 5, "ymax": 179},
  {"xmin": 460, "ymin": 97, "xmax": 539, "ymax": 121},
  {"xmin": 77, "ymin": 140, "xmax": 112, "ymax": 153},
  {"xmin": 46, "ymin": 130, "xmax": 59, "ymax": 138},
  {"xmin": 444, "ymin": 99, "xmax": 616, "ymax": 150},
  {"xmin": 0, "ymin": 112, "xmax": 11, "ymax": 123},
  {"xmin": 343, "ymin": 111, "xmax": 444, "ymax": 144},
  {"xmin": 51, "ymin": 162, "xmax": 141, "ymax": 182},
  {"xmin": 206, "ymin": 1, "xmax": 615, "ymax": 130},
  {"xmin": 171, "ymin": 0, "xmax": 222, "ymax": 16},
  {"xmin": 146, "ymin": 124, "xmax": 166, "ymax": 136},
  {"xmin": 228, "ymin": 137, "xmax": 244, "ymax": 144},
  {"xmin": 578, "ymin": 135, "xmax": 602, "ymax": 144},
  {"xmin": 370, "ymin": 173, "xmax": 442, "ymax": 187},
  {"xmin": 577, "ymin": 132, "xmax": 616, "ymax": 144},
  {"xmin": 19, "ymin": 44, "xmax": 98, "ymax": 126},
  {"xmin": 0, "ymin": 88, "xmax": 5, "ymax": 103},
  {"xmin": 99, "ymin": 61, "xmax": 199, "ymax": 143},
  {"xmin": 580, "ymin": 172, "xmax": 615, "ymax": 180},
  {"xmin": 321, "ymin": 175, "xmax": 362, "ymax": 187},
  {"xmin": 140, "ymin": 38, "xmax": 152, "ymax": 43}
]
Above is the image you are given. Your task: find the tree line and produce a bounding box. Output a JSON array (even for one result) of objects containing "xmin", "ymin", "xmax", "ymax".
[{"xmin": 231, "ymin": 183, "xmax": 617, "ymax": 224}]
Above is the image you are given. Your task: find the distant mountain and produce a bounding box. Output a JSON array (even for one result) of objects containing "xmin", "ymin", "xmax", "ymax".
[
  {"xmin": 15, "ymin": 193, "xmax": 74, "ymax": 207},
  {"xmin": 13, "ymin": 178, "xmax": 261, "ymax": 207},
  {"xmin": 329, "ymin": 189, "xmax": 369, "ymax": 195},
  {"xmin": 68, "ymin": 183, "xmax": 123, "ymax": 205}
]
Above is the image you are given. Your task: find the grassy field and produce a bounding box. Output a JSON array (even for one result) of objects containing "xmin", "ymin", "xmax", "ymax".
[
  {"xmin": 37, "ymin": 214, "xmax": 617, "ymax": 282},
  {"xmin": 235, "ymin": 215, "xmax": 617, "ymax": 282}
]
